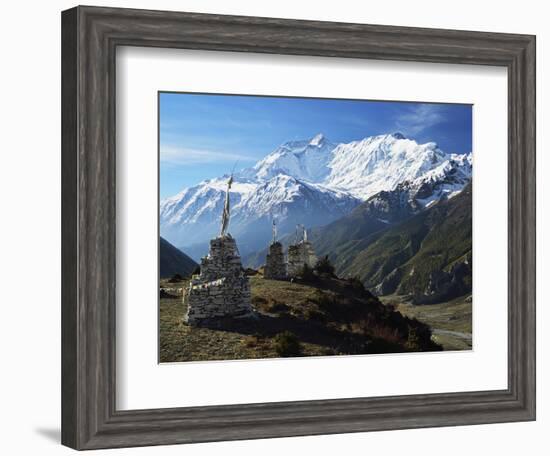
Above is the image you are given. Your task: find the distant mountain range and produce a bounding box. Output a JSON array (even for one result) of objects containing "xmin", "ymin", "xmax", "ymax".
[{"xmin": 160, "ymin": 132, "xmax": 472, "ymax": 262}]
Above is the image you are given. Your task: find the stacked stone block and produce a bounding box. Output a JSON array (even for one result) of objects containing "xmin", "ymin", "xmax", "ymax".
[
  {"xmin": 184, "ymin": 235, "xmax": 253, "ymax": 325},
  {"xmin": 287, "ymin": 241, "xmax": 318, "ymax": 277},
  {"xmin": 264, "ymin": 241, "xmax": 287, "ymax": 280}
]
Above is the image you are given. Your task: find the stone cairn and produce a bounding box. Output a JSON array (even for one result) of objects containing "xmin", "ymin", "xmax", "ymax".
[
  {"xmin": 287, "ymin": 241, "xmax": 318, "ymax": 277},
  {"xmin": 184, "ymin": 235, "xmax": 253, "ymax": 325},
  {"xmin": 286, "ymin": 224, "xmax": 318, "ymax": 277},
  {"xmin": 264, "ymin": 241, "xmax": 287, "ymax": 280}
]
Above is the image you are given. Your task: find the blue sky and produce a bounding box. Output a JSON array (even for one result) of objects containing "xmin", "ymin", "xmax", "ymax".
[{"xmin": 159, "ymin": 92, "xmax": 472, "ymax": 199}]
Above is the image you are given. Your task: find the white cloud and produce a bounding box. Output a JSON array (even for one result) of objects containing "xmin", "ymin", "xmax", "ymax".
[
  {"xmin": 160, "ymin": 145, "xmax": 256, "ymax": 165},
  {"xmin": 395, "ymin": 104, "xmax": 446, "ymax": 136}
]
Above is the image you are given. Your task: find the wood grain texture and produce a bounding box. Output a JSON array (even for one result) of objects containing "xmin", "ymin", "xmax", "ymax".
[
  {"xmin": 61, "ymin": 5, "xmax": 536, "ymax": 450},
  {"xmin": 61, "ymin": 6, "xmax": 78, "ymax": 449}
]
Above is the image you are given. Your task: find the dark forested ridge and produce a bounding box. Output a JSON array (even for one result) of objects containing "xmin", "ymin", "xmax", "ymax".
[
  {"xmin": 159, "ymin": 237, "xmax": 198, "ymax": 278},
  {"xmin": 314, "ymin": 183, "xmax": 472, "ymax": 302}
]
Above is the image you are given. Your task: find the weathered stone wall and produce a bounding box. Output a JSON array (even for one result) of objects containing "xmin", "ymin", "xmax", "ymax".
[
  {"xmin": 264, "ymin": 241, "xmax": 287, "ymax": 280},
  {"xmin": 184, "ymin": 235, "xmax": 253, "ymax": 325},
  {"xmin": 287, "ymin": 241, "xmax": 318, "ymax": 277},
  {"xmin": 185, "ymin": 277, "xmax": 252, "ymax": 323},
  {"xmin": 199, "ymin": 236, "xmax": 243, "ymax": 282}
]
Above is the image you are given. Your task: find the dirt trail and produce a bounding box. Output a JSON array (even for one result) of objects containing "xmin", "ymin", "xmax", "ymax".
[{"xmin": 432, "ymin": 329, "xmax": 472, "ymax": 351}]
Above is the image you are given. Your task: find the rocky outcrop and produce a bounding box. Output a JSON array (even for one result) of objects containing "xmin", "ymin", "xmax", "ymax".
[
  {"xmin": 374, "ymin": 268, "xmax": 403, "ymax": 296},
  {"xmin": 411, "ymin": 260, "xmax": 472, "ymax": 305}
]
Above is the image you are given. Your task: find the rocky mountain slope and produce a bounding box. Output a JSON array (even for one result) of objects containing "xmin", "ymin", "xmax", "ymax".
[{"xmin": 316, "ymin": 183, "xmax": 472, "ymax": 302}]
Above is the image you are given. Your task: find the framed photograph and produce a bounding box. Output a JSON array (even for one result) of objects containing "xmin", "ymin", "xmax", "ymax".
[
  {"xmin": 61, "ymin": 5, "xmax": 536, "ymax": 450},
  {"xmin": 158, "ymin": 92, "xmax": 470, "ymax": 362}
]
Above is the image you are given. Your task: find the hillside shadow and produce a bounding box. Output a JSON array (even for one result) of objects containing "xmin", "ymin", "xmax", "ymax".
[{"xmin": 202, "ymin": 311, "xmax": 375, "ymax": 355}]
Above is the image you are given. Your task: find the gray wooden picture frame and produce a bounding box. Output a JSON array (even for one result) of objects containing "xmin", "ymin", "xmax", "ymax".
[{"xmin": 61, "ymin": 5, "xmax": 536, "ymax": 450}]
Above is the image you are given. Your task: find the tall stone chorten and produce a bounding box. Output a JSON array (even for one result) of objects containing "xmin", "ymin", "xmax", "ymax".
[
  {"xmin": 184, "ymin": 175, "xmax": 253, "ymax": 326},
  {"xmin": 264, "ymin": 220, "xmax": 287, "ymax": 280}
]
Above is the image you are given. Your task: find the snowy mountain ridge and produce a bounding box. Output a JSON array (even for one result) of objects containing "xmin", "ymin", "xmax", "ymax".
[
  {"xmin": 160, "ymin": 132, "xmax": 472, "ymax": 259},
  {"xmin": 240, "ymin": 132, "xmax": 471, "ymax": 200}
]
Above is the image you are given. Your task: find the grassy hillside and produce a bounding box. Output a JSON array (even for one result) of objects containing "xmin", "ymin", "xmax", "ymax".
[
  {"xmin": 159, "ymin": 237, "xmax": 198, "ymax": 279},
  {"xmin": 160, "ymin": 274, "xmax": 442, "ymax": 363}
]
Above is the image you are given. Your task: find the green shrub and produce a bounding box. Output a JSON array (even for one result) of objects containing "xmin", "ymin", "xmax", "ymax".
[
  {"xmin": 160, "ymin": 289, "xmax": 179, "ymax": 299},
  {"xmin": 266, "ymin": 300, "xmax": 290, "ymax": 314},
  {"xmin": 314, "ymin": 255, "xmax": 335, "ymax": 275},
  {"xmin": 274, "ymin": 331, "xmax": 301, "ymax": 357},
  {"xmin": 302, "ymin": 308, "xmax": 327, "ymax": 322},
  {"xmin": 242, "ymin": 335, "xmax": 260, "ymax": 348},
  {"xmin": 405, "ymin": 326, "xmax": 421, "ymax": 351},
  {"xmin": 299, "ymin": 264, "xmax": 316, "ymax": 282},
  {"xmin": 251, "ymin": 296, "xmax": 268, "ymax": 310},
  {"xmin": 348, "ymin": 276, "xmax": 366, "ymax": 292},
  {"xmin": 168, "ymin": 273, "xmax": 184, "ymax": 283},
  {"xmin": 314, "ymin": 291, "xmax": 336, "ymax": 313}
]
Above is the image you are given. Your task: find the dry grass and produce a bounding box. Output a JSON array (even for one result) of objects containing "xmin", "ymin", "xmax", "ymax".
[{"xmin": 159, "ymin": 276, "xmax": 442, "ymax": 363}]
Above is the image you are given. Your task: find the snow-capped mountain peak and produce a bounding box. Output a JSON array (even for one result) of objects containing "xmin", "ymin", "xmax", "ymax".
[
  {"xmin": 241, "ymin": 133, "xmax": 336, "ymax": 183},
  {"xmin": 309, "ymin": 133, "xmax": 326, "ymax": 146},
  {"xmin": 391, "ymin": 131, "xmax": 406, "ymax": 140},
  {"xmin": 241, "ymin": 131, "xmax": 466, "ymax": 199},
  {"xmin": 324, "ymin": 133, "xmax": 466, "ymax": 200}
]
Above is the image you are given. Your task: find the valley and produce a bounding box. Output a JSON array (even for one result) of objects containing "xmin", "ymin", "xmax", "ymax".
[{"xmin": 379, "ymin": 294, "xmax": 472, "ymax": 351}]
